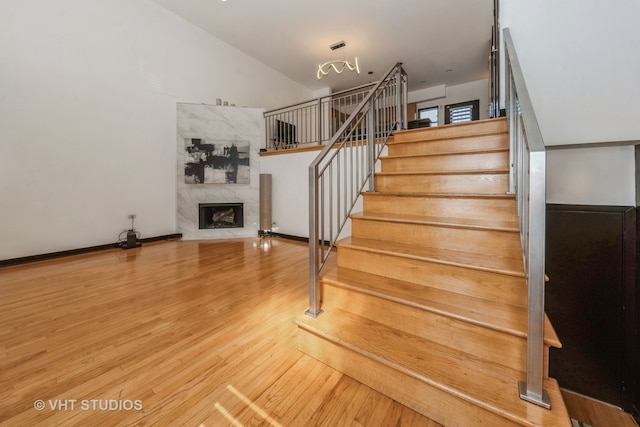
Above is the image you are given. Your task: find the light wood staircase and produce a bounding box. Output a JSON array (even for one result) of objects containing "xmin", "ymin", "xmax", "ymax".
[{"xmin": 296, "ymin": 118, "xmax": 572, "ymax": 426}]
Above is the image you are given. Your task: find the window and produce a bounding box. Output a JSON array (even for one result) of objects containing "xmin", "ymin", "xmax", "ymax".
[
  {"xmin": 417, "ymin": 107, "xmax": 438, "ymax": 126},
  {"xmin": 444, "ymin": 100, "xmax": 480, "ymax": 124}
]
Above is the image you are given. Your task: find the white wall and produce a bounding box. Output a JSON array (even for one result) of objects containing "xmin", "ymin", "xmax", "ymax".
[
  {"xmin": 408, "ymin": 85, "xmax": 446, "ymax": 105},
  {"xmin": 260, "ymin": 146, "xmax": 378, "ymax": 240},
  {"xmin": 260, "ymin": 151, "xmax": 317, "ymax": 238},
  {"xmin": 500, "ymin": 0, "xmax": 640, "ymax": 206},
  {"xmin": 502, "ymin": 0, "xmax": 640, "ymax": 145},
  {"xmin": 500, "ymin": 0, "xmax": 640, "ymax": 145},
  {"xmin": 0, "ymin": 0, "xmax": 312, "ymax": 260},
  {"xmin": 547, "ymin": 146, "xmax": 636, "ymax": 206},
  {"xmin": 411, "ymin": 79, "xmax": 489, "ymax": 124}
]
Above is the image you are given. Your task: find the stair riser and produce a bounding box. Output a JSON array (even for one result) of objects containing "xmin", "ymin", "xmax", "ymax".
[
  {"xmin": 375, "ymin": 173, "xmax": 509, "ymax": 194},
  {"xmin": 298, "ymin": 327, "xmax": 522, "ymax": 427},
  {"xmin": 336, "ymin": 246, "xmax": 526, "ymax": 306},
  {"xmin": 389, "ymin": 133, "xmax": 508, "ymax": 156},
  {"xmin": 381, "ymin": 151, "xmax": 509, "ymax": 173},
  {"xmin": 321, "ymin": 283, "xmax": 528, "ymax": 374},
  {"xmin": 393, "ymin": 119, "xmax": 508, "ymax": 144},
  {"xmin": 362, "ymin": 194, "xmax": 518, "ymax": 222},
  {"xmin": 351, "ymin": 218, "xmax": 522, "ymax": 259}
]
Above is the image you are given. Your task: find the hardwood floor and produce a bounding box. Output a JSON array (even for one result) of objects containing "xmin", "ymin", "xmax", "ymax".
[
  {"xmin": 0, "ymin": 239, "xmax": 442, "ymax": 426},
  {"xmin": 561, "ymin": 389, "xmax": 639, "ymax": 427}
]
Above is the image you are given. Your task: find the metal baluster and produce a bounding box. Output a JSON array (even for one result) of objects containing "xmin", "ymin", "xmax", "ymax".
[
  {"xmin": 317, "ymin": 99, "xmax": 322, "ymax": 145},
  {"xmin": 367, "ymin": 101, "xmax": 375, "ymax": 192},
  {"xmin": 307, "ymin": 163, "xmax": 321, "ymax": 317}
]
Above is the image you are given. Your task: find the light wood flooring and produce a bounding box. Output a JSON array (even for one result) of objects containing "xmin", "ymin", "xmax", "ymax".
[
  {"xmin": 1, "ymin": 238, "xmax": 637, "ymax": 426},
  {"xmin": 561, "ymin": 389, "xmax": 638, "ymax": 427},
  {"xmin": 0, "ymin": 239, "xmax": 442, "ymax": 426}
]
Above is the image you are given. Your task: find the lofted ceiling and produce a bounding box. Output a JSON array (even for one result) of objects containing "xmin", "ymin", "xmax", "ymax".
[{"xmin": 149, "ymin": 0, "xmax": 494, "ymax": 94}]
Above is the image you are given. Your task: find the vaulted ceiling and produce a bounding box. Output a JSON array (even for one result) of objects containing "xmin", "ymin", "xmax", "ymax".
[{"xmin": 149, "ymin": 0, "xmax": 494, "ymax": 93}]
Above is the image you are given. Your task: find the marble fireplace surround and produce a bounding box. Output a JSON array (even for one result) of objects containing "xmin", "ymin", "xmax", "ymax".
[{"xmin": 176, "ymin": 103, "xmax": 264, "ymax": 240}]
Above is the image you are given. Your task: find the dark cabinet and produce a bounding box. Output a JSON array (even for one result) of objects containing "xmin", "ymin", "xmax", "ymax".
[{"xmin": 545, "ymin": 204, "xmax": 638, "ymax": 415}]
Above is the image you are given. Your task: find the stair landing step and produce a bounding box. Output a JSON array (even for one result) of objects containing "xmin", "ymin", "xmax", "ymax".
[
  {"xmin": 322, "ymin": 263, "xmax": 561, "ymax": 348},
  {"xmin": 350, "ymin": 212, "xmax": 519, "ymax": 232},
  {"xmin": 296, "ymin": 310, "xmax": 570, "ymax": 427},
  {"xmin": 337, "ymin": 237, "xmax": 525, "ymax": 278},
  {"xmin": 392, "ymin": 118, "xmax": 508, "ymax": 143}
]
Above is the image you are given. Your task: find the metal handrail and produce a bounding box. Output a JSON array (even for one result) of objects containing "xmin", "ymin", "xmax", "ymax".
[
  {"xmin": 503, "ymin": 28, "xmax": 550, "ymax": 409},
  {"xmin": 307, "ymin": 62, "xmax": 407, "ymax": 316}
]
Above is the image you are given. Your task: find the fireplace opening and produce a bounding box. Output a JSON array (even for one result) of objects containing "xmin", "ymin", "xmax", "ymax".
[{"xmin": 199, "ymin": 203, "xmax": 244, "ymax": 229}]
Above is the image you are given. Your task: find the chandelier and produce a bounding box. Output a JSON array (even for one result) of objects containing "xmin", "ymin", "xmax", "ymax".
[
  {"xmin": 317, "ymin": 41, "xmax": 360, "ymax": 80},
  {"xmin": 317, "ymin": 58, "xmax": 360, "ymax": 79}
]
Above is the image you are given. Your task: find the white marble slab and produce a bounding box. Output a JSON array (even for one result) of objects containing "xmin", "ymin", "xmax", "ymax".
[{"xmin": 176, "ymin": 103, "xmax": 264, "ymax": 240}]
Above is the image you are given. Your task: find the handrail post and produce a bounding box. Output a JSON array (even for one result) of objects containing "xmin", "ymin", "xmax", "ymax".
[
  {"xmin": 507, "ymin": 56, "xmax": 516, "ymax": 195},
  {"xmin": 307, "ymin": 163, "xmax": 322, "ymax": 317},
  {"xmin": 367, "ymin": 101, "xmax": 375, "ymax": 192},
  {"xmin": 317, "ymin": 98, "xmax": 323, "ymax": 145},
  {"xmin": 504, "ymin": 27, "xmax": 551, "ymax": 410},
  {"xmin": 402, "ymin": 71, "xmax": 408, "ymax": 129},
  {"xmin": 395, "ymin": 67, "xmax": 402, "ymax": 130},
  {"xmin": 518, "ymin": 149, "xmax": 550, "ymax": 408}
]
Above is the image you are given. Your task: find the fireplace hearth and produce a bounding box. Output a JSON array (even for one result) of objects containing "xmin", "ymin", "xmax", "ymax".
[{"xmin": 199, "ymin": 203, "xmax": 244, "ymax": 229}]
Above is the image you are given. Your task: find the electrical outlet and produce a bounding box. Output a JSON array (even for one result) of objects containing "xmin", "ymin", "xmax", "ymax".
[{"xmin": 128, "ymin": 214, "xmax": 136, "ymax": 220}]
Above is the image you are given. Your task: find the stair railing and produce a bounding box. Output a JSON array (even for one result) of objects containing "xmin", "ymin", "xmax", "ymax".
[
  {"xmin": 307, "ymin": 62, "xmax": 407, "ymax": 317},
  {"xmin": 503, "ymin": 28, "xmax": 551, "ymax": 409}
]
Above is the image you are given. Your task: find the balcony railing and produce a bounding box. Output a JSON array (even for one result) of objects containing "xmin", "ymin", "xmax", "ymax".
[
  {"xmin": 503, "ymin": 28, "xmax": 551, "ymax": 409},
  {"xmin": 263, "ymin": 83, "xmax": 376, "ymax": 150}
]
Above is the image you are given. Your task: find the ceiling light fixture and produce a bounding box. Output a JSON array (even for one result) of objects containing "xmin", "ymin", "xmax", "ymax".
[
  {"xmin": 317, "ymin": 58, "xmax": 360, "ymax": 79},
  {"xmin": 317, "ymin": 40, "xmax": 360, "ymax": 80}
]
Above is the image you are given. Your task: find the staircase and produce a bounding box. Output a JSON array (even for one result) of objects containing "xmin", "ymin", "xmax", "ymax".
[{"xmin": 296, "ymin": 118, "xmax": 572, "ymax": 426}]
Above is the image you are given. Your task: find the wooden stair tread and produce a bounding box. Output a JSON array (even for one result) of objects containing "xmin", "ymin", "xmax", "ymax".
[
  {"xmin": 337, "ymin": 236, "xmax": 525, "ymax": 277},
  {"xmin": 322, "ymin": 263, "xmax": 561, "ymax": 348},
  {"xmin": 391, "ymin": 118, "xmax": 508, "ymax": 141},
  {"xmin": 361, "ymin": 192, "xmax": 519, "ymax": 223},
  {"xmin": 350, "ymin": 212, "xmax": 520, "ymax": 232},
  {"xmin": 389, "ymin": 131, "xmax": 508, "ymax": 144},
  {"xmin": 361, "ymin": 191, "xmax": 516, "ymax": 200},
  {"xmin": 296, "ymin": 310, "xmax": 570, "ymax": 426},
  {"xmin": 376, "ymin": 168, "xmax": 510, "ymax": 176},
  {"xmin": 383, "ymin": 147, "xmax": 508, "ymax": 159}
]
